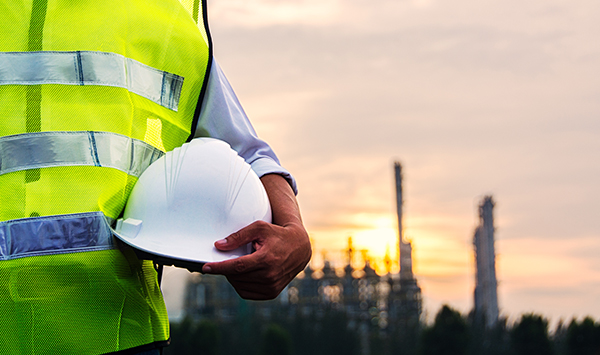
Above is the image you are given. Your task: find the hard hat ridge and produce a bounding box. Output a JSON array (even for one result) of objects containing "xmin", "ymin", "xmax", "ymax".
[
  {"xmin": 225, "ymin": 153, "xmax": 254, "ymax": 212},
  {"xmin": 163, "ymin": 141, "xmax": 190, "ymax": 206}
]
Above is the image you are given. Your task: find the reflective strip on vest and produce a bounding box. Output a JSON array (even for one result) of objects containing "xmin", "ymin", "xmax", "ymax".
[
  {"xmin": 0, "ymin": 212, "xmax": 114, "ymax": 260},
  {"xmin": 0, "ymin": 51, "xmax": 184, "ymax": 111},
  {"xmin": 0, "ymin": 131, "xmax": 165, "ymax": 177}
]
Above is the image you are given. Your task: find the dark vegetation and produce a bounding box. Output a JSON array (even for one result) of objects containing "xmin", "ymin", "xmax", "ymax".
[{"xmin": 164, "ymin": 304, "xmax": 600, "ymax": 355}]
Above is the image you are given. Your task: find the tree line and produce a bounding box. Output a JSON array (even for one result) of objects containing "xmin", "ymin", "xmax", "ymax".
[{"xmin": 164, "ymin": 304, "xmax": 600, "ymax": 355}]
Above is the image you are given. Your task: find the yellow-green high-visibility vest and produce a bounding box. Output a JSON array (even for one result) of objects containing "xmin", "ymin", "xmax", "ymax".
[{"xmin": 0, "ymin": 0, "xmax": 211, "ymax": 353}]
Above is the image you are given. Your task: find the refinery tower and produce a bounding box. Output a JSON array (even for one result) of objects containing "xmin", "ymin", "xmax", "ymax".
[
  {"xmin": 473, "ymin": 196, "xmax": 499, "ymax": 327},
  {"xmin": 391, "ymin": 162, "xmax": 421, "ymax": 325}
]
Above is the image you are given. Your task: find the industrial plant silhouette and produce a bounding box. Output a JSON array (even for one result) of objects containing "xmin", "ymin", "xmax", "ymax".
[{"xmin": 178, "ymin": 162, "xmax": 504, "ymax": 355}]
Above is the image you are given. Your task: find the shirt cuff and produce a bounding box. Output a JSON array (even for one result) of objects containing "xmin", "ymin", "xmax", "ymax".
[{"xmin": 250, "ymin": 157, "xmax": 298, "ymax": 195}]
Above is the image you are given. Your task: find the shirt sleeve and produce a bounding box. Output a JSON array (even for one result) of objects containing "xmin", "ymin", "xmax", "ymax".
[{"xmin": 193, "ymin": 59, "xmax": 298, "ymax": 195}]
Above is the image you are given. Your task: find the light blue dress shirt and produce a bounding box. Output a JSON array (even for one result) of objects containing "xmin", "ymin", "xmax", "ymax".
[{"xmin": 194, "ymin": 60, "xmax": 297, "ymax": 194}]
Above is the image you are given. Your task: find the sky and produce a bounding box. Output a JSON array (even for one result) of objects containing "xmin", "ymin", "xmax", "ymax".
[{"xmin": 163, "ymin": 0, "xmax": 600, "ymax": 325}]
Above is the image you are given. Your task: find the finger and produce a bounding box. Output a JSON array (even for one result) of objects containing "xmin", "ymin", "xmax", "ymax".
[
  {"xmin": 202, "ymin": 251, "xmax": 263, "ymax": 275},
  {"xmin": 213, "ymin": 221, "xmax": 270, "ymax": 251}
]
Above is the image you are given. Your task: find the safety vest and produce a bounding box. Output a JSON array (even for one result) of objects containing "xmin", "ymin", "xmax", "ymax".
[{"xmin": 0, "ymin": 0, "xmax": 211, "ymax": 353}]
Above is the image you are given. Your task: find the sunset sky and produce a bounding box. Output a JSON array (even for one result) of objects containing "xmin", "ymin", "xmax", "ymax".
[{"xmin": 163, "ymin": 0, "xmax": 600, "ymax": 324}]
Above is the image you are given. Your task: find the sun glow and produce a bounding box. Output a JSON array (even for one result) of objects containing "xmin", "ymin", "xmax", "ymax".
[{"xmin": 307, "ymin": 209, "xmax": 475, "ymax": 281}]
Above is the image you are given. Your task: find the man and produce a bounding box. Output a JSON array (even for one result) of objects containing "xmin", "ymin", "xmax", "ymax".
[{"xmin": 0, "ymin": 0, "xmax": 311, "ymax": 354}]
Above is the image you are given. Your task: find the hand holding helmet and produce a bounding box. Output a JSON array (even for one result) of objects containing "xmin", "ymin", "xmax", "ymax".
[
  {"xmin": 114, "ymin": 137, "xmax": 311, "ymax": 299},
  {"xmin": 203, "ymin": 173, "xmax": 312, "ymax": 300},
  {"xmin": 114, "ymin": 137, "xmax": 272, "ymax": 272}
]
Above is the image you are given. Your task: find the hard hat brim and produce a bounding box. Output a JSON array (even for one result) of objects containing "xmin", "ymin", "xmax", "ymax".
[{"xmin": 112, "ymin": 225, "xmax": 253, "ymax": 273}]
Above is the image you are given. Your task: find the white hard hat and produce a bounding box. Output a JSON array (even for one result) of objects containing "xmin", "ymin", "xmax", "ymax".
[{"xmin": 113, "ymin": 137, "xmax": 272, "ymax": 272}]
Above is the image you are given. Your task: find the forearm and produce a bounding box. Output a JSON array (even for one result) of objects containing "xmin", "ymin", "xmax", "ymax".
[
  {"xmin": 260, "ymin": 174, "xmax": 303, "ymax": 227},
  {"xmin": 260, "ymin": 173, "xmax": 312, "ymax": 271}
]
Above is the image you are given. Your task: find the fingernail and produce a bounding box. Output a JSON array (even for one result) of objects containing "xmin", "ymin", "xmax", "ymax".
[
  {"xmin": 215, "ymin": 238, "xmax": 227, "ymax": 246},
  {"xmin": 203, "ymin": 265, "xmax": 212, "ymax": 273}
]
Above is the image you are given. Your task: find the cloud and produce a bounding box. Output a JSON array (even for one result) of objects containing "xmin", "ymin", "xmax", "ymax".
[
  {"xmin": 208, "ymin": 0, "xmax": 456, "ymax": 30},
  {"xmin": 188, "ymin": 0, "xmax": 600, "ymax": 321},
  {"xmin": 502, "ymin": 283, "xmax": 600, "ymax": 325},
  {"xmin": 210, "ymin": 14, "xmax": 600, "ymax": 240},
  {"xmin": 209, "ymin": 0, "xmax": 344, "ymax": 28}
]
